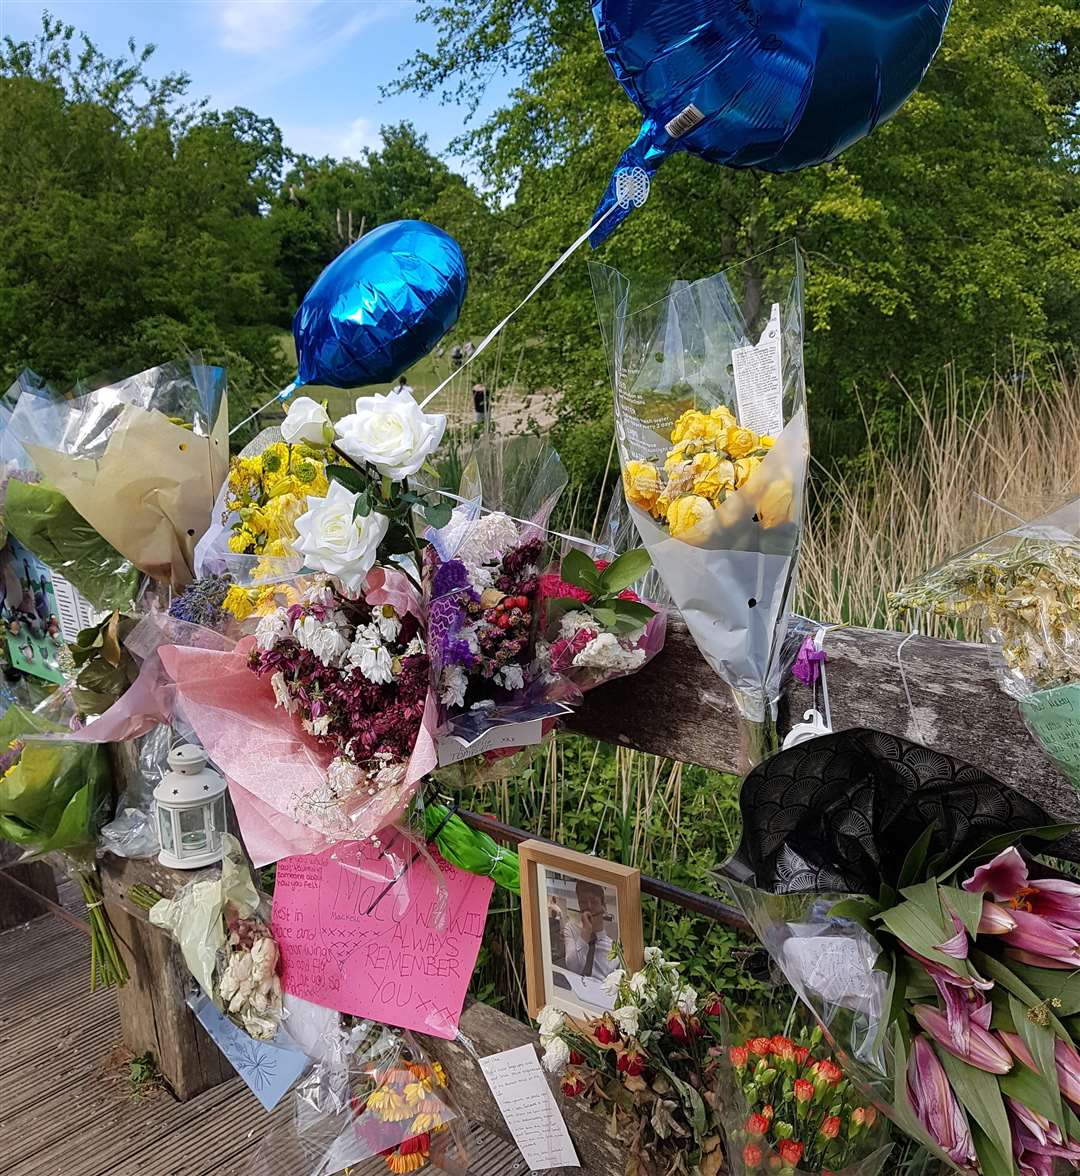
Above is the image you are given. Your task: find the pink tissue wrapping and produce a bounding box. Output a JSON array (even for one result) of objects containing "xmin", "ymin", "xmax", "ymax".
[{"xmin": 156, "ymin": 569, "xmax": 438, "ymax": 867}]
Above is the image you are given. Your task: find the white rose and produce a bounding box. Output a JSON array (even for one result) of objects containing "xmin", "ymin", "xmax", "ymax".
[
  {"xmin": 334, "ymin": 388, "xmax": 446, "ymax": 481},
  {"xmin": 628, "ymin": 972, "xmax": 651, "ymax": 998},
  {"xmin": 280, "ymin": 396, "xmax": 331, "ymax": 446},
  {"xmin": 309, "ymin": 625, "xmax": 350, "ymax": 668},
  {"xmin": 613, "ymin": 1004, "xmax": 640, "ymax": 1037},
  {"xmin": 537, "ymin": 1005, "xmax": 566, "ymax": 1041},
  {"xmin": 255, "ymin": 608, "xmax": 291, "ymax": 651},
  {"xmin": 542, "ymin": 1036, "xmax": 570, "ymax": 1075},
  {"xmin": 643, "ymin": 947, "xmax": 663, "ymax": 965},
  {"xmin": 294, "ymin": 480, "xmax": 389, "ymax": 593}
]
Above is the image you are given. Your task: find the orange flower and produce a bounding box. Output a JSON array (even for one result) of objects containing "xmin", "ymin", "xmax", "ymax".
[
  {"xmin": 730, "ymin": 1045, "xmax": 750, "ymax": 1071},
  {"xmin": 778, "ymin": 1139, "xmax": 804, "ymax": 1167},
  {"xmin": 745, "ymin": 1113, "xmax": 769, "ymax": 1137},
  {"xmin": 794, "ymin": 1079, "xmax": 815, "ymax": 1104},
  {"xmin": 748, "ymin": 1037, "xmax": 773, "ymax": 1057},
  {"xmin": 742, "ymin": 1143, "xmax": 763, "ymax": 1171},
  {"xmin": 815, "ymin": 1059, "xmax": 843, "ymax": 1086},
  {"xmin": 819, "ymin": 1115, "xmax": 842, "ymax": 1140}
]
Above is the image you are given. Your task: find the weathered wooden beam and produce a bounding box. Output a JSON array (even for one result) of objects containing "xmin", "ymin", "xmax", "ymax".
[
  {"xmin": 567, "ymin": 618, "xmax": 1080, "ymax": 856},
  {"xmin": 0, "ymin": 861, "xmax": 60, "ymax": 930}
]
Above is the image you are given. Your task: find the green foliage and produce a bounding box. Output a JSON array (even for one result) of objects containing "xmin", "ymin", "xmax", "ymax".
[
  {"xmin": 127, "ymin": 1051, "xmax": 164, "ymax": 1100},
  {"xmin": 398, "ymin": 0, "xmax": 1080, "ymax": 496}
]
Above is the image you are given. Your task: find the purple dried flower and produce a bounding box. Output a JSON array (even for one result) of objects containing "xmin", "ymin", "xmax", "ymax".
[{"xmin": 433, "ymin": 559, "xmax": 472, "ymax": 597}]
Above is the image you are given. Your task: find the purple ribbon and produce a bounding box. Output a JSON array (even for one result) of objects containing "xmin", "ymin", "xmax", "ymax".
[{"xmin": 792, "ymin": 636, "xmax": 827, "ymax": 686}]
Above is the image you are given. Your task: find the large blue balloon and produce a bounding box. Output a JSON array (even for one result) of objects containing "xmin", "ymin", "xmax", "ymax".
[
  {"xmin": 591, "ymin": 0, "xmax": 952, "ymax": 244},
  {"xmin": 293, "ymin": 219, "xmax": 468, "ymax": 389}
]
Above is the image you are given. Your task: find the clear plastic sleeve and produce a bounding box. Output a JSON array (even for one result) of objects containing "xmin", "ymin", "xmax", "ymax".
[
  {"xmin": 7, "ymin": 357, "xmax": 229, "ymax": 589},
  {"xmin": 591, "ymin": 244, "xmax": 808, "ymax": 763},
  {"xmin": 97, "ymin": 723, "xmax": 172, "ymax": 859},
  {"xmin": 249, "ymin": 1023, "xmax": 470, "ymax": 1176},
  {"xmin": 890, "ymin": 496, "xmax": 1080, "ymax": 790}
]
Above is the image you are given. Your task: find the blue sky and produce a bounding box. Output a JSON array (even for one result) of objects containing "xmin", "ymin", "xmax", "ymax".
[{"xmin": 0, "ymin": 0, "xmax": 512, "ymax": 164}]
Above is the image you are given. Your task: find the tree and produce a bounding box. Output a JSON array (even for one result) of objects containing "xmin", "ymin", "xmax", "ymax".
[
  {"xmin": 397, "ymin": 0, "xmax": 1080, "ymax": 491},
  {"xmin": 0, "ymin": 16, "xmax": 291, "ymax": 433}
]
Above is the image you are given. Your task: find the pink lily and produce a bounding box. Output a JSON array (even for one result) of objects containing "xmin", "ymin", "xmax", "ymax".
[
  {"xmin": 1005, "ymin": 948, "xmax": 1080, "ymax": 970},
  {"xmin": 964, "ymin": 847, "xmax": 1029, "ymax": 901},
  {"xmin": 1008, "ymin": 1099, "xmax": 1080, "ymax": 1164},
  {"xmin": 978, "ymin": 901, "xmax": 1018, "ymax": 934},
  {"xmin": 1002, "ymin": 909, "xmax": 1080, "ymax": 967},
  {"xmin": 1020, "ymin": 878, "xmax": 1080, "ymax": 932},
  {"xmin": 935, "ymin": 909, "xmax": 970, "ymax": 960},
  {"xmin": 1000, "ymin": 1032, "xmax": 1080, "ymax": 1109},
  {"xmin": 913, "ymin": 1005, "xmax": 1013, "ymax": 1073},
  {"xmin": 907, "ymin": 1035, "xmax": 977, "ymax": 1170}
]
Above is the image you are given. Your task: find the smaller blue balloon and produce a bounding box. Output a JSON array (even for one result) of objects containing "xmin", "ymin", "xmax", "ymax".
[{"xmin": 293, "ymin": 219, "xmax": 468, "ymax": 390}]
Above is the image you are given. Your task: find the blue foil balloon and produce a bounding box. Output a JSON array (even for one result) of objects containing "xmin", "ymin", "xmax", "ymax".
[
  {"xmin": 591, "ymin": 0, "xmax": 952, "ymax": 245},
  {"xmin": 293, "ymin": 219, "xmax": 468, "ymax": 389}
]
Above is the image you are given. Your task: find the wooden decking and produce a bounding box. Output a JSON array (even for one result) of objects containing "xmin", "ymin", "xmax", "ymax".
[{"xmin": 0, "ymin": 914, "xmax": 528, "ymax": 1176}]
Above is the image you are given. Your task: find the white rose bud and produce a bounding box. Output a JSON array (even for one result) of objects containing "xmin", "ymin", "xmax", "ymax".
[
  {"xmin": 280, "ymin": 396, "xmax": 332, "ymax": 446},
  {"xmin": 334, "ymin": 388, "xmax": 446, "ymax": 481},
  {"xmin": 294, "ymin": 480, "xmax": 389, "ymax": 593},
  {"xmin": 542, "ymin": 1036, "xmax": 571, "ymax": 1075}
]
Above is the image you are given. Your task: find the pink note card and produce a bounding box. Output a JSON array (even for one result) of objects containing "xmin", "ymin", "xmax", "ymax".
[{"xmin": 271, "ymin": 838, "xmax": 494, "ymax": 1039}]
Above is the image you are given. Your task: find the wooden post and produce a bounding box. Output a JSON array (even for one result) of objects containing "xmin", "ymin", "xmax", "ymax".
[
  {"xmin": 99, "ymin": 852, "xmax": 233, "ymax": 1100},
  {"xmin": 0, "ymin": 860, "xmax": 59, "ymax": 931}
]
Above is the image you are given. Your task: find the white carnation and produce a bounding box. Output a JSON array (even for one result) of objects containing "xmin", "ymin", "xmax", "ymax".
[
  {"xmin": 255, "ymin": 608, "xmax": 291, "ymax": 651},
  {"xmin": 303, "ymin": 714, "xmax": 331, "ymax": 737},
  {"xmin": 439, "ymin": 664, "xmax": 468, "ymax": 708},
  {"xmin": 495, "ymin": 663, "xmax": 525, "ymax": 691},
  {"xmin": 542, "ymin": 1036, "xmax": 570, "ymax": 1075},
  {"xmin": 327, "ymin": 757, "xmax": 361, "ymax": 798},
  {"xmin": 309, "ymin": 625, "xmax": 350, "ymax": 668},
  {"xmin": 558, "ymin": 610, "xmax": 596, "ymax": 641},
  {"xmin": 348, "ymin": 638, "xmax": 394, "ymax": 685},
  {"xmin": 572, "ymin": 632, "xmax": 646, "ymax": 673}
]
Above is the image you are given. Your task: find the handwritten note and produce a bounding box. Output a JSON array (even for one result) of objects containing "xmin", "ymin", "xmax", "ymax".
[
  {"xmin": 188, "ymin": 992, "xmax": 309, "ymax": 1111},
  {"xmin": 479, "ymin": 1045, "xmax": 579, "ymax": 1172},
  {"xmin": 1021, "ymin": 684, "xmax": 1080, "ymax": 788},
  {"xmin": 271, "ymin": 839, "xmax": 493, "ymax": 1039},
  {"xmin": 732, "ymin": 302, "xmax": 784, "ymax": 437}
]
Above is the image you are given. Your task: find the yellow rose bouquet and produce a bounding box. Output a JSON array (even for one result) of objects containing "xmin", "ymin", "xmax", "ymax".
[{"xmin": 591, "ymin": 243, "xmax": 809, "ymax": 762}]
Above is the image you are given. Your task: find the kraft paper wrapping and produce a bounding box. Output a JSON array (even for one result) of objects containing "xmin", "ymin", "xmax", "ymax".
[{"xmin": 23, "ymin": 401, "xmax": 227, "ymax": 590}]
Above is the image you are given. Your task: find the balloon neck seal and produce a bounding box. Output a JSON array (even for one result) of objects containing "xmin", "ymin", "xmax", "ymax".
[
  {"xmin": 278, "ymin": 380, "xmax": 297, "ymax": 402},
  {"xmin": 614, "ymin": 167, "xmax": 651, "ymax": 210}
]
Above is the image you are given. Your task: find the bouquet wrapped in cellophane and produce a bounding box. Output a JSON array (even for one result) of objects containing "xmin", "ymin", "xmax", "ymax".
[
  {"xmin": 149, "ymin": 833, "xmax": 284, "ymax": 1040},
  {"xmin": 249, "ymin": 1017, "xmax": 469, "ymax": 1176},
  {"xmin": 591, "ymin": 243, "xmax": 808, "ymax": 763},
  {"xmin": 7, "ymin": 358, "xmax": 228, "ymax": 589},
  {"xmin": 725, "ymin": 727, "xmax": 1080, "ymax": 1176},
  {"xmin": 890, "ymin": 497, "xmax": 1080, "ymax": 795}
]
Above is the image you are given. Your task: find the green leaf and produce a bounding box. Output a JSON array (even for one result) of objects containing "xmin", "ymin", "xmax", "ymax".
[
  {"xmin": 971, "ymin": 948, "xmax": 1073, "ymax": 1043},
  {"xmin": 943, "ymin": 824, "xmax": 1079, "ymax": 883},
  {"xmin": 899, "ymin": 879, "xmax": 944, "ymax": 921},
  {"xmin": 560, "ymin": 548, "xmax": 602, "ymax": 594},
  {"xmin": 1007, "ymin": 960, "xmax": 1080, "ymax": 1015},
  {"xmin": 969, "ymin": 1122, "xmax": 1014, "ymax": 1176},
  {"xmin": 590, "ymin": 606, "xmax": 618, "ymax": 629},
  {"xmin": 940, "ymin": 884, "xmax": 984, "ymax": 941},
  {"xmin": 827, "ymin": 896, "xmax": 882, "ymax": 934},
  {"xmin": 878, "ymin": 896, "xmax": 966, "ymax": 976},
  {"xmin": 935, "ymin": 1045, "xmax": 1013, "ymax": 1169},
  {"xmin": 352, "ymin": 491, "xmax": 372, "ymax": 519},
  {"xmin": 605, "ymin": 599, "xmax": 657, "ymax": 627},
  {"xmin": 597, "ymin": 547, "xmax": 652, "ymax": 594},
  {"xmin": 423, "ymin": 499, "xmax": 453, "ymax": 529},
  {"xmin": 327, "ymin": 463, "xmax": 369, "ymax": 493},
  {"xmin": 897, "ymin": 821, "xmax": 937, "ymax": 889},
  {"xmin": 1012, "ymin": 994, "xmax": 1066, "ymax": 1132}
]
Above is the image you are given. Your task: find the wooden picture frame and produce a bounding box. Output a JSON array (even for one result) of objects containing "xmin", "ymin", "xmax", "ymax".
[{"xmin": 518, "ymin": 839, "xmax": 644, "ymax": 1021}]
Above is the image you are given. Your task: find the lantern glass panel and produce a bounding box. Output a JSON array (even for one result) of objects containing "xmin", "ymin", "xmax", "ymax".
[
  {"xmin": 179, "ymin": 806, "xmax": 209, "ymax": 854},
  {"xmin": 210, "ymin": 795, "xmax": 226, "ymax": 834},
  {"xmin": 158, "ymin": 807, "xmax": 175, "ymax": 854}
]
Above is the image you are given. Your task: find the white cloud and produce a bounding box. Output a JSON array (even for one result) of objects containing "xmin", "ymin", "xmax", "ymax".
[
  {"xmin": 217, "ymin": 0, "xmax": 317, "ymax": 56},
  {"xmin": 275, "ymin": 115, "xmax": 383, "ymax": 161}
]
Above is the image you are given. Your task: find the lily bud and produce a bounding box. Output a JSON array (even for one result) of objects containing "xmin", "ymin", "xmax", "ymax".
[
  {"xmin": 907, "ymin": 1036, "xmax": 977, "ymax": 1169},
  {"xmin": 913, "ymin": 1005, "xmax": 1013, "ymax": 1074}
]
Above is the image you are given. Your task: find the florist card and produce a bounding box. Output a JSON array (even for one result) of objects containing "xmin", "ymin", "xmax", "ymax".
[{"xmin": 271, "ymin": 838, "xmax": 493, "ymax": 1039}]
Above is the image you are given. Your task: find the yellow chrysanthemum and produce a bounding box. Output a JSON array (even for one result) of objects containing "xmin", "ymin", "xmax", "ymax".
[
  {"xmin": 724, "ymin": 427, "xmax": 759, "ymax": 459},
  {"xmin": 227, "ymin": 530, "xmax": 255, "ymax": 554},
  {"xmin": 260, "ymin": 442, "xmax": 290, "ymax": 476},
  {"xmin": 244, "ymin": 508, "xmax": 268, "ymax": 537},
  {"xmin": 622, "ymin": 461, "xmax": 661, "ymax": 512},
  {"xmin": 222, "ymin": 586, "xmax": 257, "ymax": 621},
  {"xmin": 367, "ymin": 1087, "xmax": 413, "ymax": 1122},
  {"xmin": 733, "ymin": 456, "xmax": 762, "ymax": 489},
  {"xmin": 756, "ymin": 479, "xmax": 794, "ymax": 528},
  {"xmin": 667, "ymin": 494, "xmax": 714, "ymax": 541}
]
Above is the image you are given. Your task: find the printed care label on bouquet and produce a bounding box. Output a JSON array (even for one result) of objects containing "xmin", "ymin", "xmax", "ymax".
[
  {"xmin": 187, "ymin": 992, "xmax": 309, "ymax": 1112},
  {"xmin": 732, "ymin": 301, "xmax": 784, "ymax": 437},
  {"xmin": 479, "ymin": 1045, "xmax": 579, "ymax": 1171},
  {"xmin": 1021, "ymin": 683, "xmax": 1080, "ymax": 783},
  {"xmin": 271, "ymin": 840, "xmax": 493, "ymax": 1039},
  {"xmin": 436, "ymin": 702, "xmax": 574, "ymax": 767}
]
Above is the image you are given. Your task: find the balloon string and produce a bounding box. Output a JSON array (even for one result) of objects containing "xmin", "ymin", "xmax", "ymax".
[
  {"xmin": 417, "ymin": 203, "xmax": 619, "ymax": 410},
  {"xmin": 229, "ymin": 380, "xmax": 297, "ymax": 437}
]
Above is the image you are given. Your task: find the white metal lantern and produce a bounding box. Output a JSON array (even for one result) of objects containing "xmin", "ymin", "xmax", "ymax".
[{"xmin": 153, "ymin": 744, "xmax": 228, "ymax": 869}]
